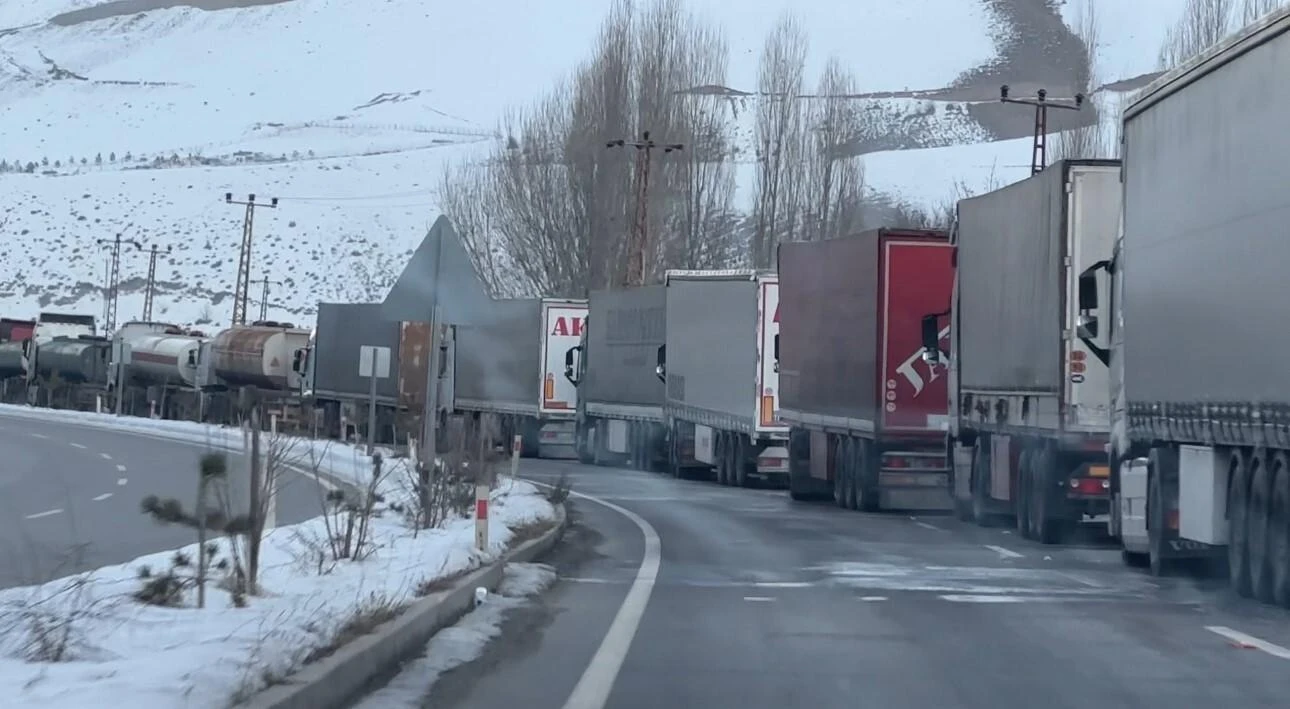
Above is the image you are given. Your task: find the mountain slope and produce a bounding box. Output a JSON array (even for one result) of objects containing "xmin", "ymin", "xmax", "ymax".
[{"xmin": 0, "ymin": 0, "xmax": 1182, "ymax": 328}]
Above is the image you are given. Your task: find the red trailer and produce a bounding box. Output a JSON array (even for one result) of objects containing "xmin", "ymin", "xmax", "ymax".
[
  {"xmin": 0, "ymin": 318, "xmax": 35, "ymax": 343},
  {"xmin": 778, "ymin": 228, "xmax": 955, "ymax": 511}
]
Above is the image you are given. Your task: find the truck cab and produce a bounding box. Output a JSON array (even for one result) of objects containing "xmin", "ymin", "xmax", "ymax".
[{"xmin": 291, "ymin": 328, "xmax": 317, "ymax": 398}]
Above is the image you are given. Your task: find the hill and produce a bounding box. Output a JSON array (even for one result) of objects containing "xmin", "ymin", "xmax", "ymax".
[{"xmin": 0, "ymin": 0, "xmax": 1188, "ymax": 328}]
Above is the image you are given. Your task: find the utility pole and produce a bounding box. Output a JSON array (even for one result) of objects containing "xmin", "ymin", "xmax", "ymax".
[
  {"xmin": 250, "ymin": 277, "xmax": 283, "ymax": 322},
  {"xmin": 97, "ymin": 232, "xmax": 141, "ymax": 333},
  {"xmin": 606, "ymin": 131, "xmax": 683, "ymax": 287},
  {"xmin": 139, "ymin": 242, "xmax": 172, "ymax": 322},
  {"xmin": 1000, "ymin": 85, "xmax": 1084, "ymax": 175},
  {"xmin": 224, "ymin": 193, "xmax": 278, "ymax": 327}
]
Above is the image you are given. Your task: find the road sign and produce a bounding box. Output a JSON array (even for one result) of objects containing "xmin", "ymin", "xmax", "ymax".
[{"xmin": 358, "ymin": 345, "xmax": 391, "ymax": 378}]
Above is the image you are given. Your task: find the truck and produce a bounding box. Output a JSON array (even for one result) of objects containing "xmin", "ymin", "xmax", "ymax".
[
  {"xmin": 1076, "ymin": 7, "xmax": 1290, "ymax": 599},
  {"xmin": 23, "ymin": 312, "xmax": 97, "ymax": 404},
  {"xmin": 445, "ymin": 297, "xmax": 587, "ymax": 458},
  {"xmin": 294, "ymin": 303, "xmax": 432, "ymax": 445},
  {"xmin": 563, "ymin": 285, "xmax": 667, "ymax": 470},
  {"xmin": 919, "ymin": 161, "xmax": 1120, "ymax": 540},
  {"xmin": 779, "ymin": 229, "xmax": 954, "ymax": 511},
  {"xmin": 658, "ymin": 270, "xmax": 787, "ymax": 486}
]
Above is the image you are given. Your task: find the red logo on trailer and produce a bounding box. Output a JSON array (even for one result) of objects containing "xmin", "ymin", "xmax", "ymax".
[
  {"xmin": 551, "ymin": 316, "xmax": 585, "ymax": 337},
  {"xmin": 882, "ymin": 239, "xmax": 954, "ymax": 431}
]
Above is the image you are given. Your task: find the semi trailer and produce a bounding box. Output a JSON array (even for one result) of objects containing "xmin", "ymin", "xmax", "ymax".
[
  {"xmin": 922, "ymin": 160, "xmax": 1120, "ymax": 540},
  {"xmin": 564, "ymin": 285, "xmax": 667, "ymax": 470},
  {"xmin": 1078, "ymin": 7, "xmax": 1290, "ymax": 602},
  {"xmin": 447, "ymin": 297, "xmax": 587, "ymax": 458},
  {"xmin": 780, "ymin": 229, "xmax": 954, "ymax": 511},
  {"xmin": 659, "ymin": 270, "xmax": 787, "ymax": 486}
]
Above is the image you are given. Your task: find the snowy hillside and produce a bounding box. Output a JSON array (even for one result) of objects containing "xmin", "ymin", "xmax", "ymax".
[{"xmin": 0, "ymin": 0, "xmax": 1185, "ymax": 328}]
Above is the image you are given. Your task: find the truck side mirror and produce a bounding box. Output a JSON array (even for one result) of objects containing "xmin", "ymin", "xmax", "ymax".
[
  {"xmin": 291, "ymin": 348, "xmax": 304, "ymax": 374},
  {"xmin": 920, "ymin": 315, "xmax": 940, "ymax": 364},
  {"xmin": 563, "ymin": 345, "xmax": 582, "ymax": 385},
  {"xmin": 773, "ymin": 334, "xmax": 780, "ymax": 373},
  {"xmin": 655, "ymin": 344, "xmax": 666, "ymax": 382},
  {"xmin": 1077, "ymin": 269, "xmax": 1099, "ymax": 311},
  {"xmin": 1076, "ymin": 261, "xmax": 1108, "ymax": 341},
  {"xmin": 21, "ymin": 338, "xmax": 30, "ymax": 357}
]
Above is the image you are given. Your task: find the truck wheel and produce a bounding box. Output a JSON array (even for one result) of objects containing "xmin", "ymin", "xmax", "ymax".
[
  {"xmin": 846, "ymin": 439, "xmax": 862, "ymax": 510},
  {"xmin": 716, "ymin": 433, "xmax": 730, "ymax": 485},
  {"xmin": 1228, "ymin": 450, "xmax": 1253, "ymax": 598},
  {"xmin": 735, "ymin": 436, "xmax": 751, "ymax": 488},
  {"xmin": 1247, "ymin": 454, "xmax": 1274, "ymax": 603},
  {"xmin": 1269, "ymin": 453, "xmax": 1290, "ymax": 608},
  {"xmin": 1035, "ymin": 447, "xmax": 1067, "ymax": 545},
  {"xmin": 971, "ymin": 442, "xmax": 995, "ymax": 527},
  {"xmin": 838, "ymin": 438, "xmax": 856, "ymax": 510},
  {"xmin": 1146, "ymin": 454, "xmax": 1172, "ymax": 577},
  {"xmin": 668, "ymin": 425, "xmax": 684, "ymax": 479},
  {"xmin": 833, "ymin": 438, "xmax": 847, "ymax": 508},
  {"xmin": 857, "ymin": 439, "xmax": 878, "ymax": 512},
  {"xmin": 1016, "ymin": 449, "xmax": 1033, "ymax": 539}
]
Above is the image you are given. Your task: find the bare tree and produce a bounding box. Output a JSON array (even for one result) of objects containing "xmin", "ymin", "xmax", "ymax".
[
  {"xmin": 1158, "ymin": 0, "xmax": 1237, "ymax": 70},
  {"xmin": 802, "ymin": 57, "xmax": 865, "ymax": 242},
  {"xmin": 1049, "ymin": 0, "xmax": 1113, "ymax": 162},
  {"xmin": 1241, "ymin": 0, "xmax": 1285, "ymax": 23},
  {"xmin": 439, "ymin": 0, "xmax": 736, "ymax": 294},
  {"xmin": 751, "ymin": 13, "xmax": 808, "ymax": 268}
]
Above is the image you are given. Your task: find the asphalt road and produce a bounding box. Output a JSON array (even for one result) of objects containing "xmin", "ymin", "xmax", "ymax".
[
  {"xmin": 0, "ymin": 411, "xmax": 326, "ymax": 589},
  {"xmin": 394, "ymin": 459, "xmax": 1290, "ymax": 709}
]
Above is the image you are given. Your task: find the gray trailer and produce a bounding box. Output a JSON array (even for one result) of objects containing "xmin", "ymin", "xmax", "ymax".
[
  {"xmin": 296, "ymin": 303, "xmax": 430, "ymax": 445},
  {"xmin": 1077, "ymin": 7, "xmax": 1290, "ymax": 599},
  {"xmin": 926, "ymin": 159, "xmax": 1120, "ymax": 543},
  {"xmin": 564, "ymin": 285, "xmax": 668, "ymax": 470},
  {"xmin": 448, "ymin": 296, "xmax": 587, "ymax": 458},
  {"xmin": 660, "ymin": 270, "xmax": 788, "ymax": 486}
]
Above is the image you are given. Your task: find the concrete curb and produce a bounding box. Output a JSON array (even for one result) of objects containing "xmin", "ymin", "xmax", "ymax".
[{"xmin": 242, "ymin": 503, "xmax": 569, "ymax": 709}]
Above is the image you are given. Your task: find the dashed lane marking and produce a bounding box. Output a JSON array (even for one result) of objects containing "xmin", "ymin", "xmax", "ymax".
[
  {"xmin": 69, "ymin": 442, "xmax": 86, "ymax": 449},
  {"xmin": 25, "ymin": 508, "xmax": 63, "ymax": 520},
  {"xmin": 743, "ymin": 596, "xmax": 776, "ymax": 602},
  {"xmin": 985, "ymin": 544, "xmax": 1024, "ymax": 559},
  {"xmin": 29, "ymin": 432, "xmax": 48, "ymax": 440},
  {"xmin": 99, "ymin": 452, "xmax": 112, "ymax": 460},
  {"xmin": 117, "ymin": 477, "xmax": 128, "ymax": 486},
  {"xmin": 860, "ymin": 596, "xmax": 888, "ymax": 601},
  {"xmin": 914, "ymin": 521, "xmax": 942, "ymax": 531},
  {"xmin": 1206, "ymin": 626, "xmax": 1290, "ymax": 660},
  {"xmin": 92, "ymin": 493, "xmax": 112, "ymax": 502},
  {"xmin": 116, "ymin": 464, "xmax": 127, "ymax": 472}
]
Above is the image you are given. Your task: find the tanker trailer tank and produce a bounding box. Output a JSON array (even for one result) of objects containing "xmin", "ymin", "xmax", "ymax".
[
  {"xmin": 0, "ymin": 341, "xmax": 26, "ymax": 379},
  {"xmin": 210, "ymin": 324, "xmax": 311, "ymax": 391},
  {"xmin": 124, "ymin": 332, "xmax": 204, "ymax": 388},
  {"xmin": 34, "ymin": 336, "xmax": 111, "ymax": 384}
]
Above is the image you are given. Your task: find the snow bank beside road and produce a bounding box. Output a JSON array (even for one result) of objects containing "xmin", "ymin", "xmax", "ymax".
[{"xmin": 0, "ymin": 404, "xmax": 559, "ymax": 708}]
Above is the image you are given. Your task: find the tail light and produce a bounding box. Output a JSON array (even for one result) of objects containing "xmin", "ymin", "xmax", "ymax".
[
  {"xmin": 1069, "ymin": 477, "xmax": 1110, "ymax": 495},
  {"xmin": 760, "ymin": 395, "xmax": 774, "ymax": 424},
  {"xmin": 544, "ymin": 373, "xmax": 554, "ymax": 400}
]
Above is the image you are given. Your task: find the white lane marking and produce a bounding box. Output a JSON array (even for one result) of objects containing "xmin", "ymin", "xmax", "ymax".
[
  {"xmin": 99, "ymin": 452, "xmax": 112, "ymax": 460},
  {"xmin": 92, "ymin": 493, "xmax": 113, "ymax": 502},
  {"xmin": 29, "ymin": 432, "xmax": 48, "ymax": 440},
  {"xmin": 985, "ymin": 544, "xmax": 1024, "ymax": 559},
  {"xmin": 743, "ymin": 596, "xmax": 776, "ymax": 602},
  {"xmin": 1205, "ymin": 626, "xmax": 1290, "ymax": 660},
  {"xmin": 940, "ymin": 594, "xmax": 1030, "ymax": 603},
  {"xmin": 914, "ymin": 521, "xmax": 941, "ymax": 531},
  {"xmin": 116, "ymin": 464, "xmax": 127, "ymax": 472},
  {"xmin": 752, "ymin": 581, "xmax": 814, "ymax": 588},
  {"xmin": 528, "ymin": 480, "xmax": 661, "ymax": 709},
  {"xmin": 69, "ymin": 442, "xmax": 86, "ymax": 449},
  {"xmin": 25, "ymin": 508, "xmax": 63, "ymax": 520},
  {"xmin": 562, "ymin": 577, "xmax": 625, "ymax": 585},
  {"xmin": 117, "ymin": 477, "xmax": 128, "ymax": 486},
  {"xmin": 860, "ymin": 596, "xmax": 888, "ymax": 601}
]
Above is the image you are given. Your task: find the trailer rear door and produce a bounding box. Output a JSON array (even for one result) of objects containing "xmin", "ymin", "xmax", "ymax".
[{"xmin": 880, "ymin": 238, "xmax": 954, "ymax": 432}]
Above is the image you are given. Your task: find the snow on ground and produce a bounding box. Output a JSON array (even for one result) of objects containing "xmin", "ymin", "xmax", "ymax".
[
  {"xmin": 354, "ymin": 562, "xmax": 559, "ymax": 708},
  {"xmin": 0, "ymin": 405, "xmax": 558, "ymax": 709}
]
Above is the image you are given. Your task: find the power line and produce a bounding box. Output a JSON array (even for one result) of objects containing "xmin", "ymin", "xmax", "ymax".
[
  {"xmin": 96, "ymin": 231, "xmax": 141, "ymax": 333},
  {"xmin": 606, "ymin": 131, "xmax": 684, "ymax": 287},
  {"xmin": 999, "ymin": 85, "xmax": 1084, "ymax": 175},
  {"xmin": 138, "ymin": 242, "xmax": 172, "ymax": 322},
  {"xmin": 224, "ymin": 193, "xmax": 278, "ymax": 327},
  {"xmin": 249, "ymin": 277, "xmax": 284, "ymax": 323}
]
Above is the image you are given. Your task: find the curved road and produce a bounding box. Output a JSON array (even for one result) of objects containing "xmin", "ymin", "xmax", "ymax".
[
  {"xmin": 395, "ymin": 460, "xmax": 1290, "ymax": 709},
  {"xmin": 0, "ymin": 411, "xmax": 326, "ymax": 589}
]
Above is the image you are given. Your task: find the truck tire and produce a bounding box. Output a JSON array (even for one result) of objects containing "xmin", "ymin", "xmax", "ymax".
[
  {"xmin": 846, "ymin": 439, "xmax": 862, "ymax": 510},
  {"xmin": 735, "ymin": 436, "xmax": 751, "ymax": 488},
  {"xmin": 1016, "ymin": 449, "xmax": 1033, "ymax": 539},
  {"xmin": 716, "ymin": 433, "xmax": 730, "ymax": 486},
  {"xmin": 833, "ymin": 437, "xmax": 847, "ymax": 508},
  {"xmin": 971, "ymin": 442, "xmax": 995, "ymax": 527},
  {"xmin": 668, "ymin": 424, "xmax": 684, "ymax": 479},
  {"xmin": 838, "ymin": 438, "xmax": 856, "ymax": 510},
  {"xmin": 1035, "ymin": 447, "xmax": 1067, "ymax": 545},
  {"xmin": 1247, "ymin": 453, "xmax": 1274, "ymax": 603},
  {"xmin": 857, "ymin": 439, "xmax": 878, "ymax": 512},
  {"xmin": 1269, "ymin": 452, "xmax": 1290, "ymax": 608},
  {"xmin": 1146, "ymin": 451, "xmax": 1172, "ymax": 577},
  {"xmin": 1228, "ymin": 450, "xmax": 1253, "ymax": 598}
]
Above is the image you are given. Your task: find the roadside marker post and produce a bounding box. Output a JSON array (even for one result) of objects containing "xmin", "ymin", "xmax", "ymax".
[
  {"xmin": 474, "ymin": 484, "xmax": 489, "ymax": 551},
  {"xmin": 511, "ymin": 434, "xmax": 522, "ymax": 479}
]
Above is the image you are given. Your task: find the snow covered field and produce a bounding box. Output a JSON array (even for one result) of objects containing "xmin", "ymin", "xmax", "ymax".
[
  {"xmin": 0, "ymin": 0, "xmax": 1188, "ymax": 326},
  {"xmin": 0, "ymin": 404, "xmax": 560, "ymax": 708}
]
